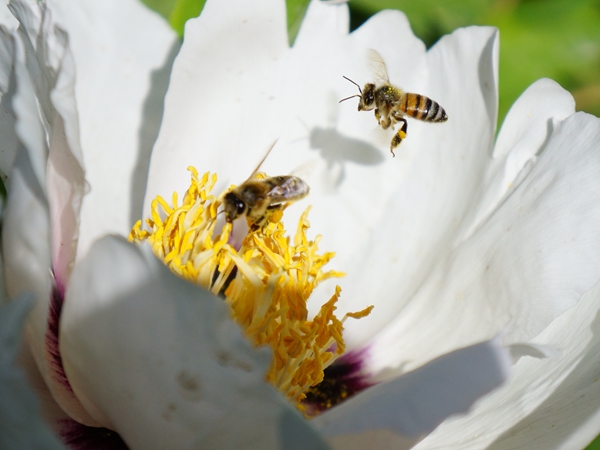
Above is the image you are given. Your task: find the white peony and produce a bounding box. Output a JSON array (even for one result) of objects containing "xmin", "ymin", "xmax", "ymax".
[{"xmin": 1, "ymin": 0, "xmax": 599, "ymax": 449}]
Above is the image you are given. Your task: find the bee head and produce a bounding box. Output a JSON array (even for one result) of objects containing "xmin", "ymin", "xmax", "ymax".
[
  {"xmin": 224, "ymin": 192, "xmax": 246, "ymax": 222},
  {"xmin": 358, "ymin": 83, "xmax": 376, "ymax": 111}
]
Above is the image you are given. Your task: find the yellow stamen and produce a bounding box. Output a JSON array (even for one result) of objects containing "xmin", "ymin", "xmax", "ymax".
[{"xmin": 129, "ymin": 167, "xmax": 372, "ymax": 406}]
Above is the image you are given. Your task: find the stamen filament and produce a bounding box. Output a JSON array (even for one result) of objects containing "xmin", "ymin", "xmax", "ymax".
[{"xmin": 130, "ymin": 168, "xmax": 373, "ymax": 408}]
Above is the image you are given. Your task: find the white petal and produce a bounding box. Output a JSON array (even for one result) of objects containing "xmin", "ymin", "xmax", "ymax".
[
  {"xmin": 9, "ymin": 0, "xmax": 86, "ymax": 286},
  {"xmin": 45, "ymin": 0, "xmax": 179, "ymax": 260},
  {"xmin": 293, "ymin": 0, "xmax": 349, "ymax": 47},
  {"xmin": 60, "ymin": 235, "xmax": 328, "ymax": 449},
  {"xmin": 0, "ymin": 26, "xmax": 17, "ymax": 180},
  {"xmin": 508, "ymin": 342, "xmax": 561, "ymax": 364},
  {"xmin": 0, "ymin": 0, "xmax": 17, "ymax": 28},
  {"xmin": 145, "ymin": 0, "xmax": 289, "ymax": 214},
  {"xmin": 0, "ymin": 294, "xmax": 65, "ymax": 450},
  {"xmin": 1, "ymin": 146, "xmax": 72, "ymax": 428},
  {"xmin": 9, "ymin": 0, "xmax": 48, "ymax": 190},
  {"xmin": 314, "ymin": 338, "xmax": 511, "ymax": 450},
  {"xmin": 276, "ymin": 8, "xmax": 431, "ymax": 267},
  {"xmin": 278, "ymin": 409, "xmax": 331, "ymax": 450},
  {"xmin": 146, "ymin": 17, "xmax": 499, "ymax": 329},
  {"xmin": 3, "ymin": 145, "xmax": 97, "ymax": 427},
  {"xmin": 3, "ymin": 146, "xmax": 52, "ymax": 382},
  {"xmin": 416, "ymin": 277, "xmax": 600, "ymax": 449},
  {"xmin": 458, "ymin": 78, "xmax": 576, "ymax": 242},
  {"xmin": 332, "ymin": 26, "xmax": 499, "ymax": 343},
  {"xmin": 367, "ymin": 110, "xmax": 600, "ymax": 374},
  {"xmin": 4, "ymin": 0, "xmax": 100, "ymax": 427}
]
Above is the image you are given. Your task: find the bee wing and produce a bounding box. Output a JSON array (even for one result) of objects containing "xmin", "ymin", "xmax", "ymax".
[
  {"xmin": 265, "ymin": 177, "xmax": 310, "ymax": 204},
  {"xmin": 368, "ymin": 48, "xmax": 390, "ymax": 85},
  {"xmin": 289, "ymin": 158, "xmax": 317, "ymax": 181}
]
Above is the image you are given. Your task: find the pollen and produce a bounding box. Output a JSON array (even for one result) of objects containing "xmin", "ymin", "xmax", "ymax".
[{"xmin": 129, "ymin": 167, "xmax": 373, "ymax": 406}]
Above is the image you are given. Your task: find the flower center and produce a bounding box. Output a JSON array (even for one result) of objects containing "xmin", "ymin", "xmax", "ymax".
[{"xmin": 129, "ymin": 167, "xmax": 373, "ymax": 409}]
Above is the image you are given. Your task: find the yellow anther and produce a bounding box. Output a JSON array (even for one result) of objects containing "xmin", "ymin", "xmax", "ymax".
[
  {"xmin": 130, "ymin": 168, "xmax": 373, "ymax": 408},
  {"xmin": 345, "ymin": 305, "xmax": 375, "ymax": 320}
]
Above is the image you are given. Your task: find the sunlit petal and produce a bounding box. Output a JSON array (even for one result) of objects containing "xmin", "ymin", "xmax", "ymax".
[
  {"xmin": 46, "ymin": 0, "xmax": 179, "ymax": 260},
  {"xmin": 368, "ymin": 110, "xmax": 600, "ymax": 378},
  {"xmin": 145, "ymin": 0, "xmax": 289, "ymax": 211},
  {"xmin": 335, "ymin": 26, "xmax": 499, "ymax": 345}
]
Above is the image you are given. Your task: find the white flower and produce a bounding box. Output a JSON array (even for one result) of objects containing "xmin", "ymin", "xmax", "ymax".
[{"xmin": 1, "ymin": 0, "xmax": 600, "ymax": 449}]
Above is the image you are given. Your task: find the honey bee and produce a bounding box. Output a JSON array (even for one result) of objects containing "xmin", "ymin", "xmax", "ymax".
[
  {"xmin": 340, "ymin": 50, "xmax": 448, "ymax": 157},
  {"xmin": 223, "ymin": 175, "xmax": 310, "ymax": 230},
  {"xmin": 221, "ymin": 142, "xmax": 310, "ymax": 230}
]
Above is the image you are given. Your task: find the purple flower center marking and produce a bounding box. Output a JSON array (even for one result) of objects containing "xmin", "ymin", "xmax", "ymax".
[{"xmin": 303, "ymin": 349, "xmax": 373, "ymax": 415}]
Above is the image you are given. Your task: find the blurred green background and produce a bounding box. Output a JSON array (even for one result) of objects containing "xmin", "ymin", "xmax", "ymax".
[{"xmin": 141, "ymin": 0, "xmax": 600, "ymax": 448}]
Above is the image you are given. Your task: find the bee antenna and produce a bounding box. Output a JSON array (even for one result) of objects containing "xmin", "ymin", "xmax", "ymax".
[
  {"xmin": 249, "ymin": 138, "xmax": 279, "ymax": 179},
  {"xmin": 342, "ymin": 75, "xmax": 362, "ymax": 94},
  {"xmin": 339, "ymin": 94, "xmax": 361, "ymax": 104}
]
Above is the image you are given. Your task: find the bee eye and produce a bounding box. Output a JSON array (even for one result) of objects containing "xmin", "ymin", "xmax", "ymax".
[{"xmin": 236, "ymin": 200, "xmax": 245, "ymax": 215}]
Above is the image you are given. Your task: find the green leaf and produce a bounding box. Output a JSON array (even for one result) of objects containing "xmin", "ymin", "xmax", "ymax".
[
  {"xmin": 484, "ymin": 0, "xmax": 600, "ymax": 124},
  {"xmin": 589, "ymin": 432, "xmax": 600, "ymax": 449},
  {"xmin": 140, "ymin": 0, "xmax": 204, "ymax": 38},
  {"xmin": 169, "ymin": 0, "xmax": 206, "ymax": 37},
  {"xmin": 140, "ymin": 0, "xmax": 178, "ymax": 19},
  {"xmin": 287, "ymin": 0, "xmax": 311, "ymax": 45}
]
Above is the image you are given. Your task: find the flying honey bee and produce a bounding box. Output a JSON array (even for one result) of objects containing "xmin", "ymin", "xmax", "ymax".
[
  {"xmin": 222, "ymin": 142, "xmax": 310, "ymax": 230},
  {"xmin": 340, "ymin": 50, "xmax": 448, "ymax": 157}
]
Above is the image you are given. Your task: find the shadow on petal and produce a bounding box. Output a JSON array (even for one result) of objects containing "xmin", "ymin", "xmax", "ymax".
[
  {"xmin": 129, "ymin": 41, "xmax": 181, "ymax": 226},
  {"xmin": 309, "ymin": 127, "xmax": 384, "ymax": 186},
  {"xmin": 488, "ymin": 307, "xmax": 600, "ymax": 449}
]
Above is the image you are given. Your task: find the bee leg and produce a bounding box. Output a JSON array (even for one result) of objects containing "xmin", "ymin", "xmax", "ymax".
[
  {"xmin": 380, "ymin": 115, "xmax": 392, "ymax": 130},
  {"xmin": 249, "ymin": 214, "xmax": 269, "ymax": 232},
  {"xmin": 390, "ymin": 118, "xmax": 408, "ymax": 157},
  {"xmin": 374, "ymin": 108, "xmax": 381, "ymax": 124},
  {"xmin": 391, "ymin": 109, "xmax": 404, "ymax": 124},
  {"xmin": 249, "ymin": 205, "xmax": 284, "ymax": 232},
  {"xmin": 249, "ymin": 222, "xmax": 263, "ymax": 232}
]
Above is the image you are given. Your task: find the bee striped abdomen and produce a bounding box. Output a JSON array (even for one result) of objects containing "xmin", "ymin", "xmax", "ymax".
[{"xmin": 402, "ymin": 93, "xmax": 448, "ymax": 122}]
